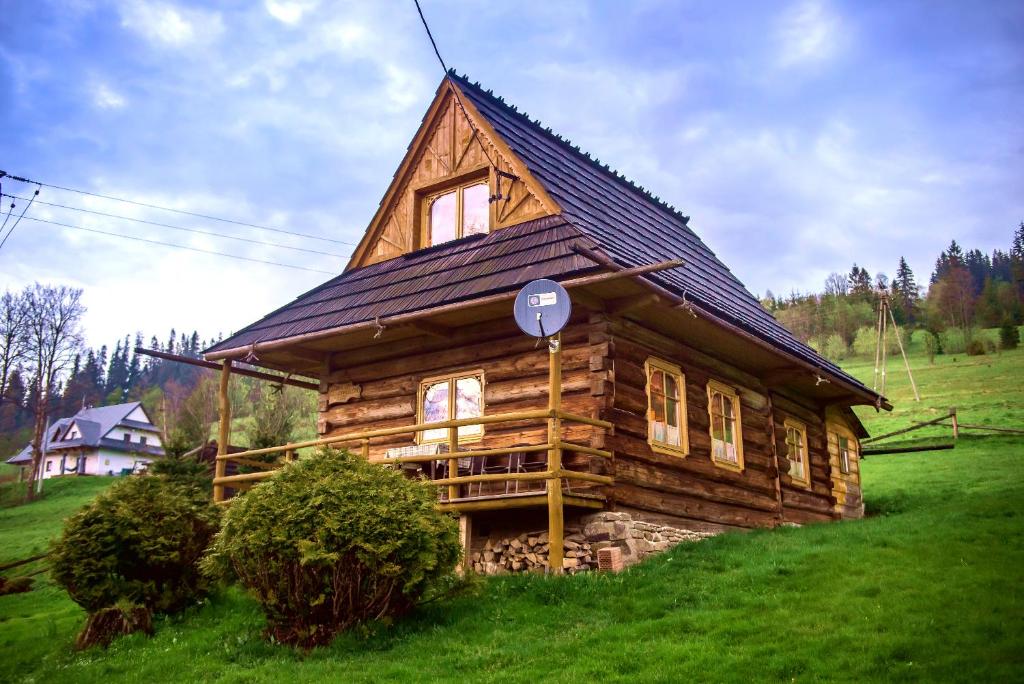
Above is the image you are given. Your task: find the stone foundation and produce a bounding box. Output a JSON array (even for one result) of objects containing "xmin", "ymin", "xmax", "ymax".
[
  {"xmin": 470, "ymin": 511, "xmax": 715, "ymax": 575},
  {"xmin": 581, "ymin": 512, "xmax": 716, "ymax": 566}
]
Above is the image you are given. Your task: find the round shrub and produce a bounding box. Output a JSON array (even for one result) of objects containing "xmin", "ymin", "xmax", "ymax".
[
  {"xmin": 203, "ymin": 448, "xmax": 461, "ymax": 648},
  {"xmin": 50, "ymin": 474, "xmax": 221, "ymax": 644}
]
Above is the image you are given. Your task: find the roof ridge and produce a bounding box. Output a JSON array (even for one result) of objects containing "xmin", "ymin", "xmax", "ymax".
[{"xmin": 449, "ymin": 70, "xmax": 692, "ymax": 227}]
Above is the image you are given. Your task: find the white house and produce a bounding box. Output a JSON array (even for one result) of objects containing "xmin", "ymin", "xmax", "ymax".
[{"xmin": 6, "ymin": 401, "xmax": 165, "ymax": 479}]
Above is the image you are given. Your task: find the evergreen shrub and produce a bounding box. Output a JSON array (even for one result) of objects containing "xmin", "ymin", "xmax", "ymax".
[
  {"xmin": 203, "ymin": 448, "xmax": 461, "ymax": 648},
  {"xmin": 50, "ymin": 475, "xmax": 221, "ymax": 648},
  {"xmin": 1000, "ymin": 323, "xmax": 1020, "ymax": 350}
]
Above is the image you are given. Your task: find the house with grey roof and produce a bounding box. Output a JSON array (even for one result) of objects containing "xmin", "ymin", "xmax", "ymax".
[{"xmin": 5, "ymin": 401, "xmax": 165, "ymax": 479}]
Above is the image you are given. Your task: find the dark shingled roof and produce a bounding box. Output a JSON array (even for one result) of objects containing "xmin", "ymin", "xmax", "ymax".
[
  {"xmin": 206, "ymin": 74, "xmax": 876, "ymax": 400},
  {"xmin": 207, "ymin": 216, "xmax": 600, "ymax": 352},
  {"xmin": 7, "ymin": 402, "xmax": 164, "ymax": 463},
  {"xmin": 448, "ymin": 73, "xmax": 861, "ymax": 390}
]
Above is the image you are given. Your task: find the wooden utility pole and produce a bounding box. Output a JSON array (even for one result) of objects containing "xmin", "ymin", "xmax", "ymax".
[
  {"xmin": 546, "ymin": 333, "xmax": 564, "ymax": 575},
  {"xmin": 874, "ymin": 291, "xmax": 920, "ymax": 401}
]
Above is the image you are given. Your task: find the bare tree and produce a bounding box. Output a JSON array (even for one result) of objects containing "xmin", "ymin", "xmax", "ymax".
[
  {"xmin": 824, "ymin": 272, "xmax": 848, "ymax": 298},
  {"xmin": 24, "ymin": 284, "xmax": 85, "ymax": 500},
  {"xmin": 0, "ymin": 289, "xmax": 29, "ymax": 407}
]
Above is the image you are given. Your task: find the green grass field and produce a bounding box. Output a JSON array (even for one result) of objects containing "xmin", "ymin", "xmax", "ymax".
[{"xmin": 1, "ymin": 341, "xmax": 1022, "ymax": 682}]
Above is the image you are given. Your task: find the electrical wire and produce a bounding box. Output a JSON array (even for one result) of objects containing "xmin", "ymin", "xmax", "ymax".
[
  {"xmin": 21, "ymin": 215, "xmax": 335, "ymax": 274},
  {"xmin": 0, "ymin": 170, "xmax": 354, "ymax": 246},
  {"xmin": 1, "ymin": 192, "xmax": 349, "ymax": 258},
  {"xmin": 412, "ymin": 0, "xmax": 502, "ymax": 174},
  {"xmin": 0, "ymin": 184, "xmax": 41, "ymax": 252}
]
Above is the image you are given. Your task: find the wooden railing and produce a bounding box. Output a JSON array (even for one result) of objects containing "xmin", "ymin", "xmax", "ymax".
[{"xmin": 210, "ymin": 335, "xmax": 613, "ymax": 574}]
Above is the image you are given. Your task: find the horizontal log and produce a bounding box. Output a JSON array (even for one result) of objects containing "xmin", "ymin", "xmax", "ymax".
[
  {"xmin": 213, "ymin": 471, "xmax": 275, "ymax": 485},
  {"xmin": 611, "ymin": 482, "xmax": 779, "ymax": 528},
  {"xmin": 613, "ymin": 458, "xmax": 779, "ymax": 512},
  {"xmin": 223, "ymin": 409, "xmax": 553, "ymax": 460},
  {"xmin": 134, "ymin": 347, "xmax": 319, "ymax": 390}
]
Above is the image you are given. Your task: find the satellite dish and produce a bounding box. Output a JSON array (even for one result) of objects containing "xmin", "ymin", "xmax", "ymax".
[{"xmin": 514, "ymin": 279, "xmax": 572, "ymax": 338}]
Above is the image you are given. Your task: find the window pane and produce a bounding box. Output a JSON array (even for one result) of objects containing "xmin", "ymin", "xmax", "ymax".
[
  {"xmin": 422, "ymin": 381, "xmax": 450, "ymax": 441},
  {"xmin": 456, "ymin": 376, "xmax": 483, "ymax": 438},
  {"xmin": 430, "ymin": 191, "xmax": 457, "ymax": 245},
  {"xmin": 462, "ymin": 183, "xmax": 489, "ymax": 236},
  {"xmin": 650, "ymin": 369, "xmax": 664, "ymax": 396},
  {"xmin": 666, "ymin": 398, "xmax": 679, "ymax": 428},
  {"xmin": 665, "ymin": 373, "xmax": 679, "ymax": 399}
]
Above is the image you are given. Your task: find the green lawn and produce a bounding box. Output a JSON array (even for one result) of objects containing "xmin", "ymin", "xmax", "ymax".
[{"xmin": 1, "ymin": 343, "xmax": 1022, "ymax": 682}]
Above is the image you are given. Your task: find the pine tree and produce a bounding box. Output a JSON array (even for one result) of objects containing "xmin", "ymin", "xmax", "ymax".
[
  {"xmin": 127, "ymin": 333, "xmax": 143, "ymax": 394},
  {"xmin": 892, "ymin": 256, "xmax": 920, "ymax": 325}
]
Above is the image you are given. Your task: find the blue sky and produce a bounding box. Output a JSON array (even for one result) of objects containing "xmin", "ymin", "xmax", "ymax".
[{"xmin": 1, "ymin": 0, "xmax": 1021, "ymax": 347}]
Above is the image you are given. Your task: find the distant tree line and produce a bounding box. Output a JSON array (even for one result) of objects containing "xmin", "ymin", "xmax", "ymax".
[
  {"xmin": 1, "ymin": 286, "xmax": 312, "ymax": 482},
  {"xmin": 761, "ymin": 222, "xmax": 1024, "ymax": 360}
]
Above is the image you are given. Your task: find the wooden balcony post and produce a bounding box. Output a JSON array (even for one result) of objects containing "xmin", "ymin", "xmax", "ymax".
[
  {"xmin": 213, "ymin": 359, "xmax": 232, "ymax": 503},
  {"xmin": 448, "ymin": 425, "xmax": 459, "ymax": 502},
  {"xmin": 546, "ymin": 333, "xmax": 564, "ymax": 575}
]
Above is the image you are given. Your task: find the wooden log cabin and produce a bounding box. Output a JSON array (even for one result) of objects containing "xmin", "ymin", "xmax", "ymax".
[{"xmin": 204, "ymin": 73, "xmax": 890, "ymax": 572}]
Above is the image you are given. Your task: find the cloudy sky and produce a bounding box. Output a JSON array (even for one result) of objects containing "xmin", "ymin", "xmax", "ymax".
[{"xmin": 1, "ymin": 0, "xmax": 1021, "ymax": 348}]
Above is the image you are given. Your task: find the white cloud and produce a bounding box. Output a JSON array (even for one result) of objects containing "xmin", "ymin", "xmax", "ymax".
[
  {"xmin": 119, "ymin": 0, "xmax": 223, "ymax": 48},
  {"xmin": 777, "ymin": 0, "xmax": 843, "ymax": 67},
  {"xmin": 265, "ymin": 0, "xmax": 319, "ymax": 26},
  {"xmin": 92, "ymin": 82, "xmax": 126, "ymax": 109}
]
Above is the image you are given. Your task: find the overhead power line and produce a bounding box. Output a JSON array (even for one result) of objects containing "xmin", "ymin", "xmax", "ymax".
[
  {"xmin": 0, "ymin": 181, "xmax": 41, "ymax": 252},
  {"xmin": 1, "ymin": 192, "xmax": 349, "ymax": 259},
  {"xmin": 412, "ymin": 0, "xmax": 502, "ymax": 176},
  {"xmin": 23, "ymin": 215, "xmax": 335, "ymax": 275},
  {"xmin": 0, "ymin": 169, "xmax": 356, "ymax": 246}
]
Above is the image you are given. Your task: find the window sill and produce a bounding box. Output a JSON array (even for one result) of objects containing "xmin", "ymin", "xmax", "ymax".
[
  {"xmin": 711, "ymin": 458, "xmax": 744, "ymax": 473},
  {"xmin": 649, "ymin": 442, "xmax": 688, "ymax": 458}
]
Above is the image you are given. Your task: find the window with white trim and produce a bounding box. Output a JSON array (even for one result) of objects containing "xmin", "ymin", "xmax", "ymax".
[
  {"xmin": 418, "ymin": 371, "xmax": 485, "ymax": 444},
  {"xmin": 645, "ymin": 358, "xmax": 688, "ymax": 455},
  {"xmin": 785, "ymin": 418, "xmax": 811, "ymax": 487},
  {"xmin": 707, "ymin": 380, "xmax": 744, "ymax": 470}
]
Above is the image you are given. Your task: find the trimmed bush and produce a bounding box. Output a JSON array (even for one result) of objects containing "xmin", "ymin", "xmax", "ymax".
[
  {"xmin": 203, "ymin": 448, "xmax": 461, "ymax": 648},
  {"xmin": 50, "ymin": 475, "xmax": 221, "ymax": 648}
]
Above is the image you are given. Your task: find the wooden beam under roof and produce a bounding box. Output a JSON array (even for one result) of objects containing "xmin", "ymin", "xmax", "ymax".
[{"xmin": 134, "ymin": 348, "xmax": 320, "ymax": 391}]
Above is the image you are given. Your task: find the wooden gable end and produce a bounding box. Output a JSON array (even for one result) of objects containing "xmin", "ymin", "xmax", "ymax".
[{"xmin": 347, "ymin": 80, "xmax": 559, "ymax": 269}]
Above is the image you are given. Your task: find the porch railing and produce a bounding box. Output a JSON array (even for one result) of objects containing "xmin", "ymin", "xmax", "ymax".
[{"xmin": 210, "ymin": 335, "xmax": 613, "ymax": 574}]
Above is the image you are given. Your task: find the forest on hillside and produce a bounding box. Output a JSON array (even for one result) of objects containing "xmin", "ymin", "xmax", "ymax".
[
  {"xmin": 0, "ymin": 301, "xmax": 311, "ymax": 464},
  {"xmin": 762, "ymin": 222, "xmax": 1023, "ymax": 361}
]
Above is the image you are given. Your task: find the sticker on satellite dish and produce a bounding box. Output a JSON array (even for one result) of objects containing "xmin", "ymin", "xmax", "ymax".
[
  {"xmin": 528, "ymin": 292, "xmax": 558, "ymax": 307},
  {"xmin": 514, "ymin": 279, "xmax": 571, "ymax": 338}
]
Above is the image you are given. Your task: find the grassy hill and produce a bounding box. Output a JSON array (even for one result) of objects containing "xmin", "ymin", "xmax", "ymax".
[{"xmin": 1, "ymin": 341, "xmax": 1022, "ymax": 682}]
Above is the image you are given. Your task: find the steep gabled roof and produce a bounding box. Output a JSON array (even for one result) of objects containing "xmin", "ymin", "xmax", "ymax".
[
  {"xmin": 206, "ymin": 74, "xmax": 879, "ymax": 403},
  {"xmin": 5, "ymin": 418, "xmax": 71, "ymax": 464},
  {"xmin": 6, "ymin": 402, "xmax": 164, "ymax": 462},
  {"xmin": 447, "ymin": 73, "xmax": 851, "ymax": 387}
]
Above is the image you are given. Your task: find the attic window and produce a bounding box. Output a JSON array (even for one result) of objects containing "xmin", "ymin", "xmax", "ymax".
[{"xmin": 427, "ymin": 181, "xmax": 489, "ymax": 246}]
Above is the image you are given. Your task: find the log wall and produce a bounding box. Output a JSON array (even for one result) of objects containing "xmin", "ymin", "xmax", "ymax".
[
  {"xmin": 314, "ymin": 308, "xmax": 862, "ymax": 531},
  {"xmin": 770, "ymin": 392, "xmax": 839, "ymax": 524},
  {"xmin": 825, "ymin": 407, "xmax": 865, "ymax": 519},
  {"xmin": 317, "ymin": 313, "xmax": 607, "ymax": 471}
]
